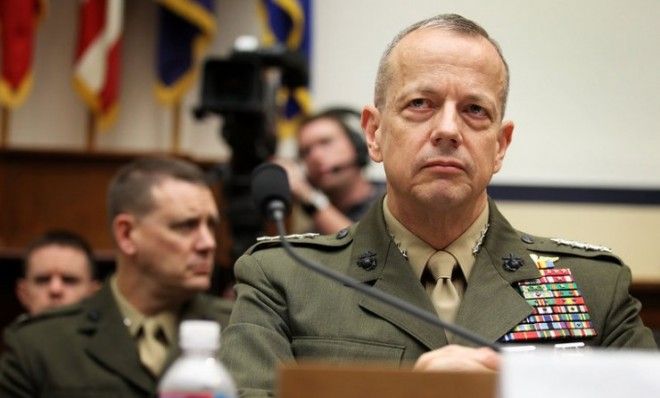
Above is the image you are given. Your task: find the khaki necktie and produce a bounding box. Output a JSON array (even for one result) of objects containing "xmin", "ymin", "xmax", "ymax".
[
  {"xmin": 427, "ymin": 251, "xmax": 463, "ymax": 324},
  {"xmin": 138, "ymin": 318, "xmax": 169, "ymax": 376}
]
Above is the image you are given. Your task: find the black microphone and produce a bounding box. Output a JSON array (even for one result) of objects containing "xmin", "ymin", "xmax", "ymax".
[
  {"xmin": 251, "ymin": 163, "xmax": 292, "ymax": 220},
  {"xmin": 251, "ymin": 163, "xmax": 500, "ymax": 352}
]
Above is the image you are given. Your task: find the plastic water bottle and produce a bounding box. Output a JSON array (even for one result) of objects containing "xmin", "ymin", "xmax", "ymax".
[{"xmin": 159, "ymin": 320, "xmax": 237, "ymax": 398}]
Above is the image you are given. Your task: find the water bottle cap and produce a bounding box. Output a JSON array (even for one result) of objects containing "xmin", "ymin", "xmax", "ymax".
[{"xmin": 179, "ymin": 320, "xmax": 220, "ymax": 351}]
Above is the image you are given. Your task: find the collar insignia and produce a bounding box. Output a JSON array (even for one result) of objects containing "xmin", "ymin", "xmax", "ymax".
[{"xmin": 472, "ymin": 223, "xmax": 490, "ymax": 255}]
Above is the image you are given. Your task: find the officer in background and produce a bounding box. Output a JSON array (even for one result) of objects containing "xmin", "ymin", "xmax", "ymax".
[
  {"xmin": 16, "ymin": 230, "xmax": 100, "ymax": 316},
  {"xmin": 221, "ymin": 14, "xmax": 656, "ymax": 396},
  {"xmin": 275, "ymin": 108, "xmax": 385, "ymax": 234},
  {"xmin": 0, "ymin": 157, "xmax": 233, "ymax": 397}
]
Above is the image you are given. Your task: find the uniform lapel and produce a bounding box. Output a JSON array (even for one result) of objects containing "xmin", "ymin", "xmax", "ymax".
[
  {"xmin": 80, "ymin": 283, "xmax": 154, "ymax": 393},
  {"xmin": 454, "ymin": 200, "xmax": 541, "ymax": 346},
  {"xmin": 163, "ymin": 294, "xmax": 217, "ymax": 368},
  {"xmin": 349, "ymin": 199, "xmax": 448, "ymax": 350}
]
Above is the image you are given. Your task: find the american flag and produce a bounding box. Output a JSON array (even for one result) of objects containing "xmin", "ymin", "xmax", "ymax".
[
  {"xmin": 0, "ymin": 0, "xmax": 44, "ymax": 108},
  {"xmin": 72, "ymin": 0, "xmax": 123, "ymax": 130}
]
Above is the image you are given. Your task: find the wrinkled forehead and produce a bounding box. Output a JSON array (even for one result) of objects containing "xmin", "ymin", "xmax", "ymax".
[
  {"xmin": 386, "ymin": 27, "xmax": 508, "ymax": 113},
  {"xmin": 149, "ymin": 177, "xmax": 208, "ymax": 203},
  {"xmin": 298, "ymin": 117, "xmax": 346, "ymax": 141},
  {"xmin": 148, "ymin": 178, "xmax": 218, "ymax": 219},
  {"xmin": 297, "ymin": 117, "xmax": 351, "ymax": 152},
  {"xmin": 26, "ymin": 245, "xmax": 92, "ymax": 275},
  {"xmin": 396, "ymin": 28, "xmax": 506, "ymax": 85}
]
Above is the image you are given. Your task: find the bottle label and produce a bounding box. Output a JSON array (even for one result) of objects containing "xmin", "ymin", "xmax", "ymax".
[{"xmin": 160, "ymin": 392, "xmax": 229, "ymax": 398}]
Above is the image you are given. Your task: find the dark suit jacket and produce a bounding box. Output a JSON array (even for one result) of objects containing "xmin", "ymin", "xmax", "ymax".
[
  {"xmin": 0, "ymin": 282, "xmax": 233, "ymax": 398},
  {"xmin": 221, "ymin": 197, "xmax": 656, "ymax": 397}
]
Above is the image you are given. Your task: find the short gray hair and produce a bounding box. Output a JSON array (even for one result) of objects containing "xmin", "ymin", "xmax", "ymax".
[
  {"xmin": 107, "ymin": 156, "xmax": 209, "ymax": 223},
  {"xmin": 374, "ymin": 14, "xmax": 510, "ymax": 117}
]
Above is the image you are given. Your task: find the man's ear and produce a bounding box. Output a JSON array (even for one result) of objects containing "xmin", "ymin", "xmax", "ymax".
[
  {"xmin": 361, "ymin": 105, "xmax": 383, "ymax": 163},
  {"xmin": 16, "ymin": 279, "xmax": 30, "ymax": 311},
  {"xmin": 88, "ymin": 280, "xmax": 102, "ymax": 294},
  {"xmin": 113, "ymin": 214, "xmax": 138, "ymax": 256},
  {"xmin": 494, "ymin": 120, "xmax": 514, "ymax": 173}
]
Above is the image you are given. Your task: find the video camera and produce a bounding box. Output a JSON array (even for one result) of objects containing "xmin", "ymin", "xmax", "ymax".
[
  {"xmin": 194, "ymin": 39, "xmax": 309, "ymax": 174},
  {"xmin": 194, "ymin": 38, "xmax": 309, "ymax": 266}
]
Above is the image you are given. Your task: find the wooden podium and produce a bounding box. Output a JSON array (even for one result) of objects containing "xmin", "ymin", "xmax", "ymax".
[{"xmin": 278, "ymin": 363, "xmax": 497, "ymax": 398}]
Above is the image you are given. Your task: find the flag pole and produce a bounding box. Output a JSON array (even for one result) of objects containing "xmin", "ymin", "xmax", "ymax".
[
  {"xmin": 1, "ymin": 106, "xmax": 10, "ymax": 148},
  {"xmin": 86, "ymin": 110, "xmax": 96, "ymax": 151},
  {"xmin": 170, "ymin": 100, "xmax": 181, "ymax": 154}
]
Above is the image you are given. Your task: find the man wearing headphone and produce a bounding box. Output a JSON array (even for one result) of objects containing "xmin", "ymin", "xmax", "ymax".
[{"xmin": 276, "ymin": 107, "xmax": 385, "ymax": 234}]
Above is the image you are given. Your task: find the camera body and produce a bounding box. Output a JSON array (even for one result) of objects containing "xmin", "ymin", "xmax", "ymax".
[
  {"xmin": 195, "ymin": 45, "xmax": 308, "ymax": 174},
  {"xmin": 194, "ymin": 44, "xmax": 309, "ymax": 262}
]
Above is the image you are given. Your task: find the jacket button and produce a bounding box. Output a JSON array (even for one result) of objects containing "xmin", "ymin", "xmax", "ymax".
[
  {"xmin": 521, "ymin": 234, "xmax": 534, "ymax": 244},
  {"xmin": 87, "ymin": 310, "xmax": 101, "ymax": 322},
  {"xmin": 336, "ymin": 228, "xmax": 349, "ymax": 239}
]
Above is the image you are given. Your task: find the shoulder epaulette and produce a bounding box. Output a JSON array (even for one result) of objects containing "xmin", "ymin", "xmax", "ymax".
[
  {"xmin": 10, "ymin": 313, "xmax": 30, "ymax": 326},
  {"xmin": 7, "ymin": 304, "xmax": 83, "ymax": 330},
  {"xmin": 256, "ymin": 233, "xmax": 321, "ymax": 242},
  {"xmin": 517, "ymin": 232, "xmax": 623, "ymax": 266},
  {"xmin": 246, "ymin": 227, "xmax": 354, "ymax": 255},
  {"xmin": 550, "ymin": 238, "xmax": 612, "ymax": 253}
]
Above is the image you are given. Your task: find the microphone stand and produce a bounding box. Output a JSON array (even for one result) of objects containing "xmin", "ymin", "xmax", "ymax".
[{"xmin": 267, "ymin": 200, "xmax": 501, "ymax": 352}]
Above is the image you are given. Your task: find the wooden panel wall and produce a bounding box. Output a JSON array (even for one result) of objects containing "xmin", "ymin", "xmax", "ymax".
[{"xmin": 0, "ymin": 149, "xmax": 232, "ymax": 259}]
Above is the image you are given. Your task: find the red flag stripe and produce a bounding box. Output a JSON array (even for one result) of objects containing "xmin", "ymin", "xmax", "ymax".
[
  {"xmin": 100, "ymin": 39, "xmax": 121, "ymax": 113},
  {"xmin": 75, "ymin": 0, "xmax": 106, "ymax": 59},
  {"xmin": 73, "ymin": 0, "xmax": 123, "ymax": 130},
  {"xmin": 0, "ymin": 0, "xmax": 42, "ymax": 108}
]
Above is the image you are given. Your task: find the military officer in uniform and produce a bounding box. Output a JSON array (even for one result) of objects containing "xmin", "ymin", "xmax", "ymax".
[
  {"xmin": 220, "ymin": 13, "xmax": 657, "ymax": 396},
  {"xmin": 16, "ymin": 230, "xmax": 100, "ymax": 316},
  {"xmin": 0, "ymin": 157, "xmax": 233, "ymax": 397}
]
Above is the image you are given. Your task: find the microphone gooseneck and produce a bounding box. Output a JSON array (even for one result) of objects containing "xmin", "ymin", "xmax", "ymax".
[{"xmin": 252, "ymin": 162, "xmax": 500, "ymax": 352}]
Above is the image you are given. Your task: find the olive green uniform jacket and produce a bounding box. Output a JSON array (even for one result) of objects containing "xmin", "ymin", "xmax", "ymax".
[
  {"xmin": 0, "ymin": 282, "xmax": 233, "ymax": 398},
  {"xmin": 221, "ymin": 198, "xmax": 656, "ymax": 397}
]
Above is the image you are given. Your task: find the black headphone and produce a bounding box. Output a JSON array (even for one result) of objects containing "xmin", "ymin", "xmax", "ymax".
[{"xmin": 313, "ymin": 107, "xmax": 369, "ymax": 168}]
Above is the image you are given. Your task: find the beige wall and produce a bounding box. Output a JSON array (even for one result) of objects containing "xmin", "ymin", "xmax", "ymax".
[{"xmin": 496, "ymin": 201, "xmax": 660, "ymax": 282}]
